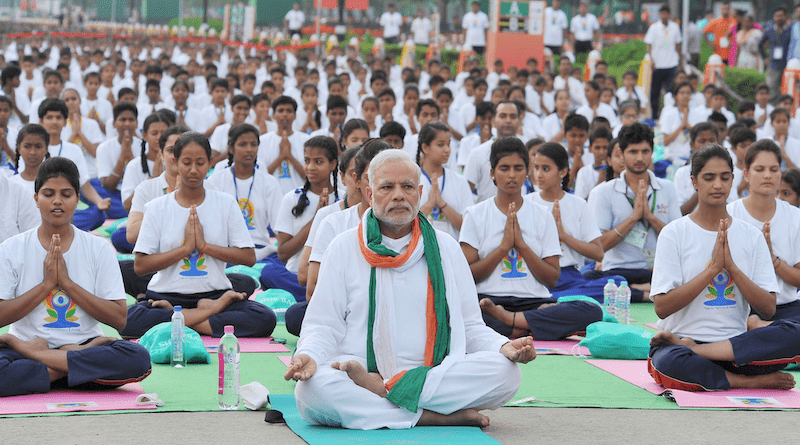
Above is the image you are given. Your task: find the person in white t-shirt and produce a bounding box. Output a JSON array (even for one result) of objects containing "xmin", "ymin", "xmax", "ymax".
[
  {"xmin": 0, "ymin": 157, "xmax": 151, "ymax": 397},
  {"xmin": 0, "ymin": 159, "xmax": 38, "ymax": 244},
  {"xmin": 765, "ymin": 108, "xmax": 800, "ymax": 169},
  {"xmin": 464, "ymin": 101, "xmax": 521, "ymax": 202},
  {"xmin": 648, "ymin": 144, "xmax": 800, "ymax": 391},
  {"xmin": 726, "ymin": 141, "xmax": 800, "ymax": 328},
  {"xmin": 462, "ymin": 1, "xmax": 490, "ymax": 55},
  {"xmin": 284, "ymin": 3, "xmax": 306, "ymax": 36},
  {"xmin": 570, "ymin": 2, "xmax": 600, "ymax": 55},
  {"xmin": 544, "ymin": 0, "xmax": 569, "ymax": 55},
  {"xmin": 260, "ymin": 135, "xmax": 340, "ymax": 302},
  {"xmin": 659, "ymin": 81, "xmax": 693, "ymax": 162},
  {"xmin": 257, "ymin": 96, "xmax": 311, "ymax": 194},
  {"xmin": 673, "ymin": 123, "xmax": 722, "ymax": 215},
  {"xmin": 380, "ymin": 4, "xmax": 404, "ymax": 45},
  {"xmin": 95, "ymin": 102, "xmax": 143, "ymax": 219},
  {"xmin": 410, "ymin": 9, "xmax": 434, "ymax": 46},
  {"xmin": 574, "ymin": 126, "xmax": 612, "ymax": 200},
  {"xmin": 553, "ymin": 57, "xmax": 585, "ymax": 110},
  {"xmin": 61, "ymin": 89, "xmax": 104, "ymax": 179},
  {"xmin": 530, "ymin": 141, "xmax": 626, "ymax": 303},
  {"xmin": 123, "ymin": 132, "xmax": 275, "ymax": 339},
  {"xmin": 643, "ymin": 5, "xmax": 682, "ymax": 119},
  {"xmin": 460, "ymin": 137, "xmax": 603, "ymax": 339}
]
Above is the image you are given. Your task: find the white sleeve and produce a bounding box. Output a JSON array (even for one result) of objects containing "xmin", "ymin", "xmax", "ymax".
[
  {"xmin": 0, "ymin": 240, "xmax": 19, "ymax": 301},
  {"xmin": 15, "ymin": 186, "xmax": 40, "ymax": 232},
  {"xmin": 274, "ymin": 192, "xmax": 297, "ymax": 235},
  {"xmin": 750, "ymin": 228, "xmax": 779, "ymax": 294},
  {"xmin": 573, "ymin": 166, "xmax": 594, "ymax": 200},
  {"xmin": 120, "ymin": 160, "xmax": 141, "ymax": 203},
  {"xmin": 463, "ymin": 148, "xmax": 483, "ymax": 188},
  {"xmin": 305, "ymin": 207, "xmax": 328, "ymax": 249},
  {"xmin": 210, "ymin": 125, "xmax": 228, "ymax": 155},
  {"xmin": 458, "ymin": 205, "xmax": 482, "ymax": 249},
  {"xmin": 264, "ymin": 175, "xmax": 284, "ymax": 230},
  {"xmin": 93, "ymin": 240, "xmax": 127, "ymax": 301},
  {"xmin": 650, "ymin": 223, "xmax": 682, "ymax": 297},
  {"xmin": 643, "ymin": 25, "xmax": 656, "ymax": 45},
  {"xmin": 133, "ymin": 201, "xmax": 162, "ymax": 255},
  {"xmin": 96, "ymin": 142, "xmax": 115, "ymax": 179},
  {"xmin": 538, "ymin": 207, "xmax": 562, "ymax": 259},
  {"xmin": 579, "ymin": 199, "xmax": 602, "ymax": 242},
  {"xmin": 309, "ymin": 218, "xmax": 336, "ymax": 263},
  {"xmin": 590, "ymin": 185, "xmax": 613, "ymax": 232}
]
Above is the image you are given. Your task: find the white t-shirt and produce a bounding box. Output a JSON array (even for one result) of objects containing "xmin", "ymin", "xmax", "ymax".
[
  {"xmin": 463, "ymin": 139, "xmax": 495, "ymax": 203},
  {"xmin": 728, "ymin": 198, "xmax": 800, "ymax": 305},
  {"xmin": 652, "ymin": 216, "xmax": 777, "ymax": 342},
  {"xmin": 208, "ymin": 165, "xmax": 283, "ymax": 252},
  {"xmin": 199, "ymin": 103, "xmax": 234, "ymax": 135},
  {"xmin": 576, "ymin": 103, "xmax": 620, "ymax": 128},
  {"xmin": 574, "ymin": 164, "xmax": 603, "ymax": 200},
  {"xmin": 304, "ymin": 201, "xmax": 342, "ymax": 250},
  {"xmin": 121, "ymin": 156, "xmax": 155, "ymax": 202},
  {"xmin": 462, "ymin": 11, "xmax": 489, "ymax": 48},
  {"xmin": 643, "ymin": 20, "xmax": 682, "ymax": 69},
  {"xmin": 460, "ymin": 197, "xmax": 562, "ymax": 299},
  {"xmin": 95, "ymin": 137, "xmax": 145, "ymax": 183},
  {"xmin": 658, "ymin": 107, "xmax": 691, "ymax": 162},
  {"xmin": 209, "ymin": 122, "xmax": 233, "ymax": 156},
  {"xmin": 588, "ymin": 170, "xmax": 681, "ymax": 270},
  {"xmin": 134, "ymin": 190, "xmax": 254, "ymax": 294},
  {"xmin": 309, "ymin": 204, "xmax": 361, "ymax": 263},
  {"xmin": 80, "ymin": 98, "xmax": 114, "ymax": 125},
  {"xmin": 380, "ymin": 11, "xmax": 404, "ymax": 38},
  {"xmin": 544, "ymin": 7, "xmax": 569, "ymax": 46},
  {"xmin": 130, "ymin": 173, "xmax": 171, "ymax": 214},
  {"xmin": 171, "ymin": 107, "xmax": 204, "ymax": 132},
  {"xmin": 615, "ymin": 86, "xmax": 649, "ymax": 109},
  {"xmin": 410, "ymin": 17, "xmax": 434, "ymax": 45},
  {"xmin": 0, "ymin": 174, "xmax": 39, "ymax": 243},
  {"xmin": 275, "ymin": 188, "xmax": 337, "ymax": 273},
  {"xmin": 285, "ymin": 9, "xmax": 306, "ymax": 30},
  {"xmin": 457, "ymin": 132, "xmax": 481, "ymax": 168},
  {"xmin": 528, "ymin": 192, "xmax": 601, "ymax": 268},
  {"xmin": 17, "ymin": 142, "xmax": 90, "ymax": 186},
  {"xmin": 61, "ymin": 118, "xmax": 105, "ymax": 179},
  {"xmin": 419, "ymin": 167, "xmax": 475, "ymax": 240},
  {"xmin": 553, "ymin": 75, "xmax": 586, "ymax": 109},
  {"xmin": 257, "ymin": 130, "xmax": 311, "ymax": 194},
  {"xmin": 570, "ymin": 14, "xmax": 600, "ymax": 42},
  {"xmin": 0, "ymin": 227, "xmax": 126, "ymax": 348},
  {"xmin": 673, "ymin": 163, "xmax": 739, "ymax": 207}
]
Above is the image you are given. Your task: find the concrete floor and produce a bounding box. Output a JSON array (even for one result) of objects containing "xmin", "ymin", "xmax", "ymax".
[{"xmin": 2, "ymin": 406, "xmax": 796, "ymax": 445}]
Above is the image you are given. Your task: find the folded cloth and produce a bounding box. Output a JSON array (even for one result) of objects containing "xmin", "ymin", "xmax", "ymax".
[
  {"xmin": 135, "ymin": 393, "xmax": 164, "ymax": 407},
  {"xmin": 240, "ymin": 382, "xmax": 270, "ymax": 410}
]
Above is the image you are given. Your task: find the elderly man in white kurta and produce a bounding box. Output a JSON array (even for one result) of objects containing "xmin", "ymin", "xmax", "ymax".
[{"xmin": 284, "ymin": 150, "xmax": 533, "ymax": 430}]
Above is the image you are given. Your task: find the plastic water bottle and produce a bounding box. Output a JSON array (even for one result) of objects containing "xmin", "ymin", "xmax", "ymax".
[
  {"xmin": 617, "ymin": 281, "xmax": 631, "ymax": 325},
  {"xmin": 603, "ymin": 279, "xmax": 617, "ymax": 319},
  {"xmin": 170, "ymin": 306, "xmax": 186, "ymax": 368},
  {"xmin": 218, "ymin": 325, "xmax": 241, "ymax": 410}
]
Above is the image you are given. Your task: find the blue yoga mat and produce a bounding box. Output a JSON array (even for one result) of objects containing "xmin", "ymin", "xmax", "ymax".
[{"xmin": 270, "ymin": 394, "xmax": 502, "ymax": 445}]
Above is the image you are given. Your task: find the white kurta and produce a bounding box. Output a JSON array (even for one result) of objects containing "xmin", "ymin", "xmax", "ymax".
[{"xmin": 294, "ymin": 226, "xmax": 519, "ymax": 429}]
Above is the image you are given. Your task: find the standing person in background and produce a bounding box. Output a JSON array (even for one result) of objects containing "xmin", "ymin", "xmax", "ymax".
[
  {"xmin": 462, "ymin": 1, "xmax": 490, "ymax": 55},
  {"xmin": 704, "ymin": 1, "xmax": 738, "ymax": 64},
  {"xmin": 736, "ymin": 16, "xmax": 764, "ymax": 71},
  {"xmin": 411, "ymin": 9, "xmax": 434, "ymax": 48},
  {"xmin": 284, "ymin": 3, "xmax": 306, "ymax": 37},
  {"xmin": 380, "ymin": 4, "xmax": 404, "ymax": 45},
  {"xmin": 570, "ymin": 2, "xmax": 600, "ymax": 56},
  {"xmin": 760, "ymin": 7, "xmax": 791, "ymax": 101},
  {"xmin": 644, "ymin": 4, "xmax": 682, "ymax": 120},
  {"xmin": 686, "ymin": 16, "xmax": 702, "ymax": 67},
  {"xmin": 544, "ymin": 0, "xmax": 569, "ymax": 56},
  {"xmin": 788, "ymin": 5, "xmax": 800, "ymax": 62}
]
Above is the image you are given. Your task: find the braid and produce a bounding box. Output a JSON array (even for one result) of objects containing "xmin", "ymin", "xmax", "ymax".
[
  {"xmin": 227, "ymin": 150, "xmax": 234, "ymax": 166},
  {"xmin": 331, "ymin": 165, "xmax": 339, "ymax": 201},
  {"xmin": 605, "ymin": 164, "xmax": 614, "ymax": 181},
  {"xmin": 291, "ymin": 178, "xmax": 312, "ymax": 217},
  {"xmin": 416, "ymin": 140, "xmax": 422, "ymax": 165},
  {"xmin": 561, "ymin": 168, "xmax": 570, "ymax": 191},
  {"xmin": 140, "ymin": 139, "xmax": 149, "ymax": 174},
  {"xmin": 14, "ymin": 145, "xmax": 20, "ymax": 170}
]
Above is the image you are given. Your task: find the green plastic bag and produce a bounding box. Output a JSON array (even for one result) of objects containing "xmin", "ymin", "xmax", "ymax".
[
  {"xmin": 578, "ymin": 321, "xmax": 653, "ymax": 360},
  {"xmin": 255, "ymin": 289, "xmax": 296, "ymax": 324},
  {"xmin": 138, "ymin": 322, "xmax": 210, "ymax": 364},
  {"xmin": 557, "ymin": 295, "xmax": 617, "ymax": 323}
]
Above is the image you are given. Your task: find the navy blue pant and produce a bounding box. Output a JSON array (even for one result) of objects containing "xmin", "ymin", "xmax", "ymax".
[
  {"xmin": 73, "ymin": 205, "xmax": 105, "ymax": 232},
  {"xmin": 259, "ymin": 254, "xmax": 307, "ymax": 303},
  {"xmin": 582, "ymin": 267, "xmax": 651, "ymax": 302},
  {"xmin": 551, "ymin": 267, "xmax": 627, "ymax": 303},
  {"xmin": 650, "ymin": 67, "xmax": 676, "ymax": 120},
  {"xmin": 118, "ymin": 260, "xmax": 258, "ymax": 299},
  {"xmin": 752, "ymin": 299, "xmax": 800, "ymax": 323},
  {"xmin": 478, "ymin": 294, "xmax": 603, "ymax": 340},
  {"xmin": 649, "ymin": 320, "xmax": 800, "ymax": 391},
  {"xmin": 285, "ymin": 301, "xmax": 308, "ymax": 337},
  {"xmin": 89, "ymin": 178, "xmax": 128, "ymax": 219},
  {"xmin": 0, "ymin": 339, "xmax": 151, "ymax": 397},
  {"xmin": 120, "ymin": 289, "xmax": 276, "ymax": 339},
  {"xmin": 111, "ymin": 226, "xmax": 135, "ymax": 253}
]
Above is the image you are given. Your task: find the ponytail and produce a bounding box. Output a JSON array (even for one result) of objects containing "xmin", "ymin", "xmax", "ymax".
[
  {"xmin": 291, "ymin": 178, "xmax": 312, "ymax": 217},
  {"xmin": 292, "ymin": 136, "xmax": 339, "ymax": 217},
  {"xmin": 140, "ymin": 139, "xmax": 149, "ymax": 174},
  {"xmin": 416, "ymin": 122, "xmax": 450, "ymax": 166}
]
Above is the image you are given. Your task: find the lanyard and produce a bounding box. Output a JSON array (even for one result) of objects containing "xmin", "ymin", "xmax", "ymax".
[
  {"xmin": 420, "ymin": 167, "xmax": 445, "ymax": 192},
  {"xmin": 57, "ymin": 142, "xmax": 63, "ymax": 157},
  {"xmin": 231, "ymin": 165, "xmax": 255, "ymax": 206},
  {"xmin": 626, "ymin": 187, "xmax": 656, "ymax": 230}
]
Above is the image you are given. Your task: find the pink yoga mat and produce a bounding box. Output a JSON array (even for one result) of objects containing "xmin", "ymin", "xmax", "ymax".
[
  {"xmin": 201, "ymin": 336, "xmax": 290, "ymax": 353},
  {"xmin": 586, "ymin": 359, "xmax": 800, "ymax": 408},
  {"xmin": 534, "ymin": 340, "xmax": 590, "ymax": 356},
  {"xmin": 279, "ymin": 355, "xmax": 292, "ymax": 366},
  {"xmin": 0, "ymin": 383, "xmax": 156, "ymax": 415},
  {"xmin": 644, "ymin": 323, "xmax": 659, "ymax": 330}
]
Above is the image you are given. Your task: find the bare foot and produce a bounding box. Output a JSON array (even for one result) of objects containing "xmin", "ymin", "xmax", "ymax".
[
  {"xmin": 650, "ymin": 331, "xmax": 697, "ymax": 348},
  {"xmin": 59, "ymin": 337, "xmax": 117, "ymax": 351},
  {"xmin": 747, "ymin": 314, "xmax": 773, "ymax": 331},
  {"xmin": 479, "ymin": 298, "xmax": 514, "ymax": 326},
  {"xmin": 631, "ymin": 283, "xmax": 651, "ymax": 293},
  {"xmin": 331, "ymin": 360, "xmax": 387, "ymax": 397},
  {"xmin": 149, "ymin": 299, "xmax": 174, "ymax": 311},
  {"xmin": 197, "ymin": 291, "xmax": 246, "ymax": 313},
  {"xmin": 418, "ymin": 408, "xmax": 490, "ymax": 428},
  {"xmin": 728, "ymin": 371, "xmax": 796, "ymax": 390}
]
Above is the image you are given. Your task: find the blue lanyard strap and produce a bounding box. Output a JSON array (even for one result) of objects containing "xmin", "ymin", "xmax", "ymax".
[
  {"xmin": 420, "ymin": 167, "xmax": 445, "ymax": 192},
  {"xmin": 231, "ymin": 165, "xmax": 255, "ymax": 205},
  {"xmin": 57, "ymin": 142, "xmax": 63, "ymax": 157}
]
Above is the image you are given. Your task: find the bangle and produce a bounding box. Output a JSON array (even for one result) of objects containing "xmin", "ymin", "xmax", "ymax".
[
  {"xmin": 200, "ymin": 242, "xmax": 207, "ymax": 253},
  {"xmin": 774, "ymin": 256, "xmax": 781, "ymax": 268},
  {"xmin": 613, "ymin": 227, "xmax": 624, "ymax": 238},
  {"xmin": 110, "ymin": 171, "xmax": 121, "ymax": 178}
]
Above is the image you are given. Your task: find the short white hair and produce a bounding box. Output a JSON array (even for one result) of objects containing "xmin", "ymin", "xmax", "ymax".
[{"xmin": 368, "ymin": 149, "xmax": 421, "ymax": 190}]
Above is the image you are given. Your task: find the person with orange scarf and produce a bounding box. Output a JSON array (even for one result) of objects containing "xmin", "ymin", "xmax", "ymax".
[{"xmin": 285, "ymin": 149, "xmax": 534, "ymax": 429}]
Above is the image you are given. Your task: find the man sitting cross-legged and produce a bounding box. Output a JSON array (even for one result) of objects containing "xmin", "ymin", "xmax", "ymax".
[{"xmin": 284, "ymin": 149, "xmax": 534, "ymax": 430}]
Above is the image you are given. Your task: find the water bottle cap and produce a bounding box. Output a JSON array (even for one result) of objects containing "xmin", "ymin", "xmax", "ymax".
[
  {"xmin": 174, "ymin": 306, "xmax": 182, "ymax": 312},
  {"xmin": 607, "ymin": 279, "xmax": 614, "ymax": 283},
  {"xmin": 621, "ymin": 281, "xmax": 628, "ymax": 285},
  {"xmin": 224, "ymin": 325, "xmax": 235, "ymax": 333}
]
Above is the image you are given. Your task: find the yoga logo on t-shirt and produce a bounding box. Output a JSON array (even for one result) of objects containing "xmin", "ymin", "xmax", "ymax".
[
  {"xmin": 428, "ymin": 206, "xmax": 446, "ymax": 222},
  {"xmin": 279, "ymin": 160, "xmax": 292, "ymax": 179},
  {"xmin": 180, "ymin": 249, "xmax": 209, "ymax": 276},
  {"xmin": 239, "ymin": 198, "xmax": 256, "ymax": 230},
  {"xmin": 502, "ymin": 247, "xmax": 528, "ymax": 279},
  {"xmin": 43, "ymin": 288, "xmax": 80, "ymax": 328},
  {"xmin": 704, "ymin": 269, "xmax": 736, "ymax": 306}
]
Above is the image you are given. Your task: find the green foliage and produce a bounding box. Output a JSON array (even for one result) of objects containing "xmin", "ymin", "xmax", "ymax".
[
  {"xmin": 601, "ymin": 40, "xmax": 647, "ymax": 64},
  {"xmin": 723, "ymin": 66, "xmax": 766, "ymax": 114}
]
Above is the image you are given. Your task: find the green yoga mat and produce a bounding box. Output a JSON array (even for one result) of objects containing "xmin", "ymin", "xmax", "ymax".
[{"xmin": 270, "ymin": 394, "xmax": 502, "ymax": 445}]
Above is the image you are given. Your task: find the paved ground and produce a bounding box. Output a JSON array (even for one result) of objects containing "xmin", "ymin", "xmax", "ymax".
[{"xmin": 3, "ymin": 406, "xmax": 794, "ymax": 444}]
